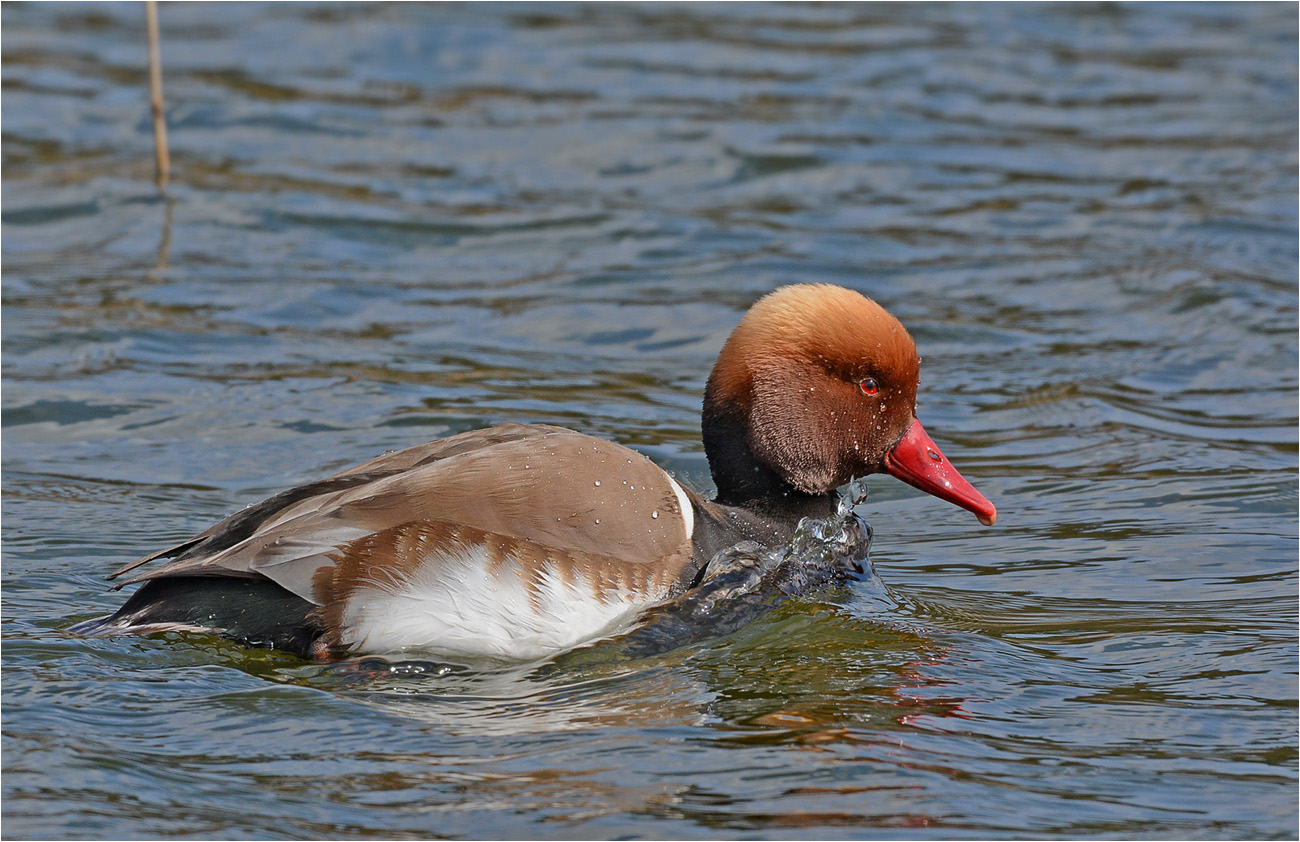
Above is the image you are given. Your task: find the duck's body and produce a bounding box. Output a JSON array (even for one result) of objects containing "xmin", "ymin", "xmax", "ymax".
[
  {"xmin": 95, "ymin": 424, "xmax": 814, "ymax": 659},
  {"xmin": 77, "ymin": 285, "xmax": 995, "ymax": 660}
]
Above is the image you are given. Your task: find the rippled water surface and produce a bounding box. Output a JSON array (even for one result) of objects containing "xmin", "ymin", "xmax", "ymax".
[{"xmin": 4, "ymin": 3, "xmax": 1297, "ymax": 838}]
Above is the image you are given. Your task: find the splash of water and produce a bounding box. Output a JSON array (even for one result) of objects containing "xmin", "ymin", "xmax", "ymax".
[{"xmin": 594, "ymin": 479, "xmax": 876, "ymax": 658}]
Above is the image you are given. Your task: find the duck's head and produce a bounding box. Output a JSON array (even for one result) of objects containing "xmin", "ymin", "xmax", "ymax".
[{"xmin": 702, "ymin": 283, "xmax": 996, "ymax": 526}]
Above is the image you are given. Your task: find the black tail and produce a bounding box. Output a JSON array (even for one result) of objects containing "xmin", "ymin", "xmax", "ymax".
[{"xmin": 71, "ymin": 576, "xmax": 324, "ymax": 658}]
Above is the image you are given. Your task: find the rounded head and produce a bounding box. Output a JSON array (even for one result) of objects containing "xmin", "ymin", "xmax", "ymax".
[
  {"xmin": 704, "ymin": 284, "xmax": 920, "ymax": 496},
  {"xmin": 703, "ymin": 284, "xmax": 996, "ymax": 525}
]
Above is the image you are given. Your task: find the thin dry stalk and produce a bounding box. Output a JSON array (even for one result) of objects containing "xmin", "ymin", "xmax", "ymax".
[{"xmin": 145, "ymin": 0, "xmax": 170, "ymax": 190}]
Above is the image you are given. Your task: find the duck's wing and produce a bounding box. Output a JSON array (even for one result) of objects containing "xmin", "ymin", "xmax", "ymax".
[
  {"xmin": 109, "ymin": 423, "xmax": 696, "ymax": 608},
  {"xmin": 107, "ymin": 422, "xmax": 552, "ymax": 583}
]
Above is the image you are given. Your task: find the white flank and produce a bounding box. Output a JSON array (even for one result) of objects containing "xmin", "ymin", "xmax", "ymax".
[{"xmin": 339, "ymin": 544, "xmax": 661, "ymax": 660}]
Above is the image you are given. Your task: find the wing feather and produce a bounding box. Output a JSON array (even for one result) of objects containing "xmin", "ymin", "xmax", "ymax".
[{"xmin": 110, "ymin": 424, "xmax": 695, "ymax": 611}]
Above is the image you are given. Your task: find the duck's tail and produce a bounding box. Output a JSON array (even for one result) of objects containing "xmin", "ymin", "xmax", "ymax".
[{"xmin": 69, "ymin": 576, "xmax": 325, "ymax": 657}]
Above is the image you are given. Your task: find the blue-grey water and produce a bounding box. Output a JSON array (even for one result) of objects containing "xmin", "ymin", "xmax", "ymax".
[{"xmin": 3, "ymin": 2, "xmax": 1296, "ymax": 838}]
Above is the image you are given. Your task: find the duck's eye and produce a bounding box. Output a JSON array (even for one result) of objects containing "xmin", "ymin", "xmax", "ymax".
[{"xmin": 859, "ymin": 378, "xmax": 879, "ymax": 396}]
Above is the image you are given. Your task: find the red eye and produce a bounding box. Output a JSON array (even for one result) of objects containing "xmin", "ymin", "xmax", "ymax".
[{"xmin": 859, "ymin": 378, "xmax": 879, "ymax": 396}]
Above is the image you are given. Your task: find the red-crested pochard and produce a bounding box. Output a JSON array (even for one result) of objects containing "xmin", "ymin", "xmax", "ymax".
[{"xmin": 75, "ymin": 284, "xmax": 995, "ymax": 660}]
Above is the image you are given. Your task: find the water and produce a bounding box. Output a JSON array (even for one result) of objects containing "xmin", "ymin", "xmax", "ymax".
[{"xmin": 3, "ymin": 2, "xmax": 1296, "ymax": 838}]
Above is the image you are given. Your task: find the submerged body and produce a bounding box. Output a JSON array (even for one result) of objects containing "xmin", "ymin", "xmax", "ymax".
[{"xmin": 76, "ymin": 284, "xmax": 996, "ymax": 660}]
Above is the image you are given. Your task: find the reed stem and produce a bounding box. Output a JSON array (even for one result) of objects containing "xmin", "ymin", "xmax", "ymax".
[{"xmin": 145, "ymin": 1, "xmax": 169, "ymax": 190}]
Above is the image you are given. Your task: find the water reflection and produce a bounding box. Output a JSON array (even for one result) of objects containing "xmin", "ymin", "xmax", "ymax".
[{"xmin": 308, "ymin": 656, "xmax": 715, "ymax": 735}]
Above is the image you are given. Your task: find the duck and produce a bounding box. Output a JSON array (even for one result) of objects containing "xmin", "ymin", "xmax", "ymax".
[{"xmin": 75, "ymin": 284, "xmax": 996, "ymax": 661}]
